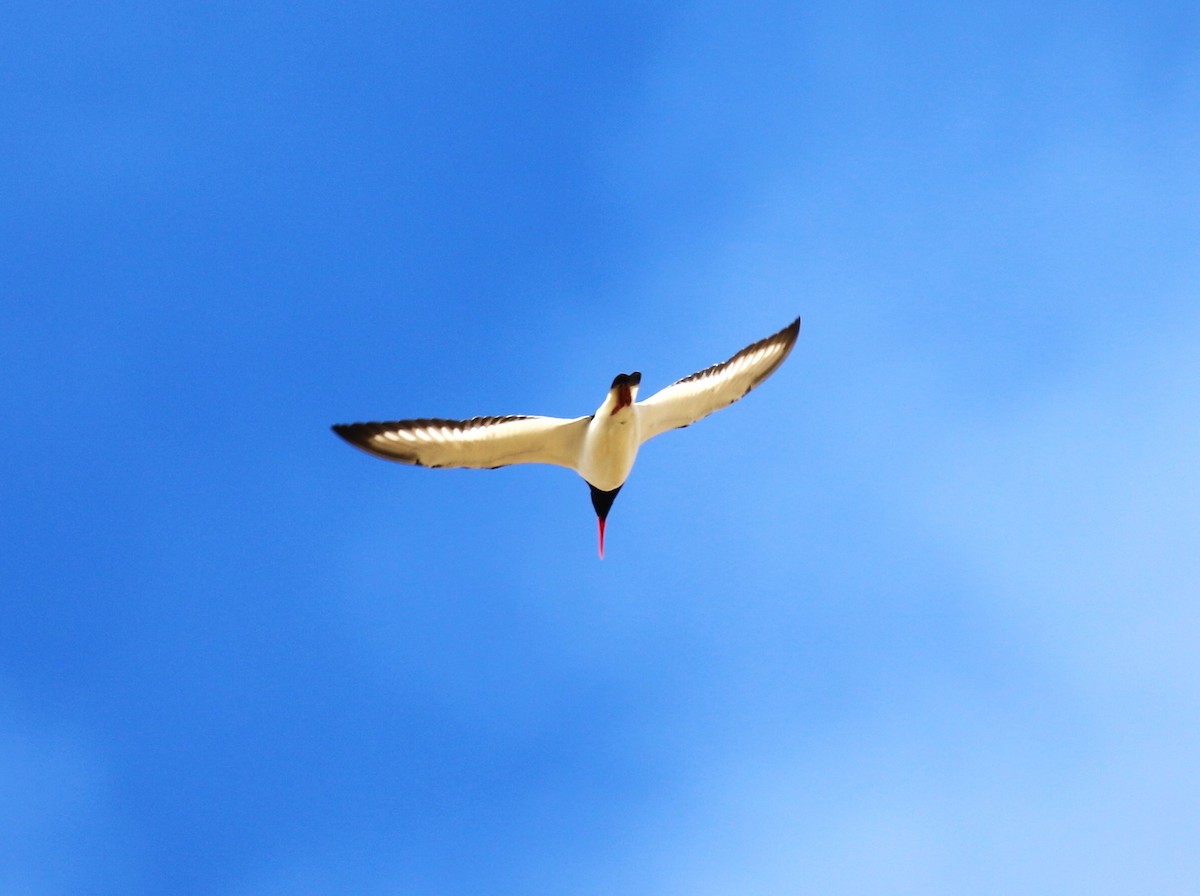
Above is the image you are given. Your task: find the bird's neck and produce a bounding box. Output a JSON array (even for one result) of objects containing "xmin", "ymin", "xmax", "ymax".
[{"xmin": 598, "ymin": 388, "xmax": 638, "ymax": 419}]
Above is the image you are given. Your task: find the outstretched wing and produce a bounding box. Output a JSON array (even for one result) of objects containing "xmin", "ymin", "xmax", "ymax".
[
  {"xmin": 332, "ymin": 414, "xmax": 589, "ymax": 470},
  {"xmin": 637, "ymin": 317, "xmax": 800, "ymax": 443}
]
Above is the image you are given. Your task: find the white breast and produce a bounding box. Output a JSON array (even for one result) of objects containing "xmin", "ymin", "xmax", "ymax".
[{"xmin": 578, "ymin": 408, "xmax": 640, "ymax": 491}]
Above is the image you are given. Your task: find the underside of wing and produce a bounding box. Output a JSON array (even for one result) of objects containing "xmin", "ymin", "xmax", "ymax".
[
  {"xmin": 637, "ymin": 317, "xmax": 800, "ymax": 443},
  {"xmin": 332, "ymin": 414, "xmax": 589, "ymax": 470}
]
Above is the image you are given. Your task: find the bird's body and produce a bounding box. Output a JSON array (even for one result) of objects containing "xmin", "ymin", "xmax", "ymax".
[
  {"xmin": 578, "ymin": 377, "xmax": 641, "ymax": 491},
  {"xmin": 333, "ymin": 316, "xmax": 800, "ymax": 556}
]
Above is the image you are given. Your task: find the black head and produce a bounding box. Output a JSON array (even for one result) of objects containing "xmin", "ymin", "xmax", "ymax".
[
  {"xmin": 609, "ymin": 372, "xmax": 641, "ymax": 414},
  {"xmin": 609, "ymin": 371, "xmax": 642, "ymax": 390}
]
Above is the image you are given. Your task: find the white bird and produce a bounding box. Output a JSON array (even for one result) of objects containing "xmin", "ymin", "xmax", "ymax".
[{"xmin": 333, "ymin": 316, "xmax": 800, "ymax": 557}]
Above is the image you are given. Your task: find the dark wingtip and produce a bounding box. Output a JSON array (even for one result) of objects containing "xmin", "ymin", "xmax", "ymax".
[
  {"xmin": 331, "ymin": 423, "xmax": 358, "ymax": 445},
  {"xmin": 331, "ymin": 423, "xmax": 425, "ymax": 465},
  {"xmin": 776, "ymin": 316, "xmax": 802, "ymax": 356},
  {"xmin": 331, "ymin": 422, "xmax": 376, "ymax": 456}
]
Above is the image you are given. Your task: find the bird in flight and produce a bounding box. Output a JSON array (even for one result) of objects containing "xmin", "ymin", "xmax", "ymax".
[{"xmin": 333, "ymin": 316, "xmax": 800, "ymax": 557}]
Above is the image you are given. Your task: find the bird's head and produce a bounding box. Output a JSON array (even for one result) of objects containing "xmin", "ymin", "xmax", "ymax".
[
  {"xmin": 607, "ymin": 372, "xmax": 641, "ymax": 416},
  {"xmin": 589, "ymin": 484, "xmax": 623, "ymax": 559}
]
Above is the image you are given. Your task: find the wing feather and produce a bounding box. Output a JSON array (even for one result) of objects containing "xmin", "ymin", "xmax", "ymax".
[
  {"xmin": 332, "ymin": 414, "xmax": 589, "ymax": 470},
  {"xmin": 637, "ymin": 317, "xmax": 800, "ymax": 443}
]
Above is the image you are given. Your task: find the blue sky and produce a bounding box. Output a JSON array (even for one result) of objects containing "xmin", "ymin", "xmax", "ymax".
[{"xmin": 3, "ymin": 1, "xmax": 1199, "ymax": 893}]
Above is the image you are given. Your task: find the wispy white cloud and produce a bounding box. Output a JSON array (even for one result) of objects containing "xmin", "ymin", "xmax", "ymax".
[{"xmin": 919, "ymin": 311, "xmax": 1200, "ymax": 692}]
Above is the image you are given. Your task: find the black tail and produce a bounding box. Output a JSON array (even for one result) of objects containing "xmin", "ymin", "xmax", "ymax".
[{"xmin": 589, "ymin": 484, "xmax": 622, "ymax": 520}]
